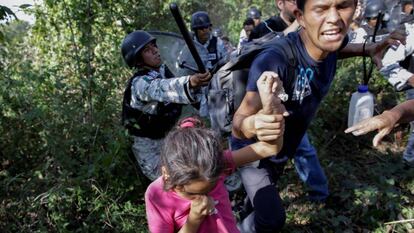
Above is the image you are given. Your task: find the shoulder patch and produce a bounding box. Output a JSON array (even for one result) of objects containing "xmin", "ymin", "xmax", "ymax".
[
  {"xmin": 140, "ymin": 70, "xmax": 161, "ymax": 83},
  {"xmin": 148, "ymin": 70, "xmax": 160, "ymax": 78},
  {"xmin": 142, "ymin": 76, "xmax": 153, "ymax": 82}
]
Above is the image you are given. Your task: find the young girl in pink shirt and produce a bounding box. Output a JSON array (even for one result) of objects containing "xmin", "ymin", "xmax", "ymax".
[{"xmin": 145, "ymin": 72, "xmax": 288, "ymax": 233}]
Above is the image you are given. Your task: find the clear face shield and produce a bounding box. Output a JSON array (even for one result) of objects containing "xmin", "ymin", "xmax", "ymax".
[{"xmin": 148, "ymin": 31, "xmax": 200, "ymax": 76}]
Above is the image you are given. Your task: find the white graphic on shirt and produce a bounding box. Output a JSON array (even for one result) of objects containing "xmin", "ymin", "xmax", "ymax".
[{"xmin": 292, "ymin": 67, "xmax": 314, "ymax": 104}]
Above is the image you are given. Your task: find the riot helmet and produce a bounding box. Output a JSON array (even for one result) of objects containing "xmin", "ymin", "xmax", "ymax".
[
  {"xmin": 247, "ymin": 7, "xmax": 261, "ymax": 19},
  {"xmin": 121, "ymin": 30, "xmax": 156, "ymax": 68},
  {"xmin": 212, "ymin": 28, "xmax": 223, "ymax": 37},
  {"xmin": 364, "ymin": 0, "xmax": 386, "ymax": 18},
  {"xmin": 191, "ymin": 11, "xmax": 212, "ymax": 30}
]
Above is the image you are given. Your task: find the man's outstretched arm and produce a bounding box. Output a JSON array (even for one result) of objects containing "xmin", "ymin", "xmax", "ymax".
[
  {"xmin": 338, "ymin": 29, "xmax": 406, "ymax": 67},
  {"xmin": 345, "ymin": 99, "xmax": 414, "ymax": 146}
]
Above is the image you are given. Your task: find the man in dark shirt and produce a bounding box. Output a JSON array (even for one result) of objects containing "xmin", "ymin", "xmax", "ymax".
[
  {"xmin": 233, "ymin": 0, "xmax": 405, "ymax": 232},
  {"xmin": 250, "ymin": 0, "xmax": 331, "ymax": 205},
  {"xmin": 249, "ymin": 0, "xmax": 297, "ymax": 40}
]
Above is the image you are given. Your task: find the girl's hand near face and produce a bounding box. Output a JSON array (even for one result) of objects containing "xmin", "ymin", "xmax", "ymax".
[
  {"xmin": 178, "ymin": 195, "xmax": 217, "ymax": 233},
  {"xmin": 188, "ymin": 195, "xmax": 216, "ymax": 222}
]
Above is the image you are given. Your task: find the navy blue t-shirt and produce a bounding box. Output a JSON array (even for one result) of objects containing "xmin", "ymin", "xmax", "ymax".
[{"xmin": 243, "ymin": 31, "xmax": 347, "ymax": 159}]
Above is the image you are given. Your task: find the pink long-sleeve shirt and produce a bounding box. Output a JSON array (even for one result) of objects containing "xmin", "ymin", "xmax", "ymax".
[{"xmin": 145, "ymin": 150, "xmax": 240, "ymax": 233}]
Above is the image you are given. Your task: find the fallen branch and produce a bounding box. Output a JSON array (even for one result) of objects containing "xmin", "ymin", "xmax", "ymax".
[{"xmin": 384, "ymin": 219, "xmax": 414, "ymax": 225}]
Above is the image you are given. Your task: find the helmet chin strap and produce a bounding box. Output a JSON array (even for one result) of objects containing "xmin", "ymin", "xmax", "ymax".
[{"xmin": 194, "ymin": 31, "xmax": 201, "ymax": 42}]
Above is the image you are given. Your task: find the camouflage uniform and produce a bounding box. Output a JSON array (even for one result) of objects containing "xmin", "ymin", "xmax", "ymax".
[
  {"xmin": 380, "ymin": 22, "xmax": 414, "ymax": 91},
  {"xmin": 380, "ymin": 21, "xmax": 414, "ymax": 167},
  {"xmin": 350, "ymin": 24, "xmax": 374, "ymax": 43},
  {"xmin": 129, "ymin": 64, "xmax": 203, "ymax": 180},
  {"xmin": 177, "ymin": 35, "xmax": 228, "ymax": 117},
  {"xmin": 192, "ymin": 34, "xmax": 228, "ymax": 71}
]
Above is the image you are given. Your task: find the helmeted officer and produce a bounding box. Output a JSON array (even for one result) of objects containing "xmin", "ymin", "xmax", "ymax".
[
  {"xmin": 380, "ymin": 0, "xmax": 414, "ymax": 167},
  {"xmin": 189, "ymin": 12, "xmax": 240, "ymax": 191},
  {"xmin": 247, "ymin": 6, "xmax": 262, "ymax": 26},
  {"xmin": 190, "ymin": 11, "xmax": 228, "ymax": 71},
  {"xmin": 351, "ymin": 0, "xmax": 387, "ymax": 43},
  {"xmin": 121, "ymin": 30, "xmax": 210, "ymax": 181}
]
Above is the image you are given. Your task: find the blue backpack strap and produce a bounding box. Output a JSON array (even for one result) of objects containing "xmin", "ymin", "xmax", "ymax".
[{"xmin": 261, "ymin": 37, "xmax": 298, "ymax": 96}]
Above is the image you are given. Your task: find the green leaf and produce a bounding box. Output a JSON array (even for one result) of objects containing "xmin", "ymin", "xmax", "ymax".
[
  {"xmin": 0, "ymin": 31, "xmax": 4, "ymax": 43},
  {"xmin": 385, "ymin": 178, "xmax": 395, "ymax": 186},
  {"xmin": 0, "ymin": 5, "xmax": 17, "ymax": 20},
  {"xmin": 19, "ymin": 4, "xmax": 32, "ymax": 9}
]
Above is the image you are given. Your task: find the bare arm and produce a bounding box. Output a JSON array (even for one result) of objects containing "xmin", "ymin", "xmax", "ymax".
[
  {"xmin": 390, "ymin": 99, "xmax": 414, "ymax": 124},
  {"xmin": 338, "ymin": 42, "xmax": 370, "ymax": 58},
  {"xmin": 232, "ymin": 72, "xmax": 288, "ymax": 166},
  {"xmin": 232, "ymin": 91, "xmax": 262, "ymax": 139},
  {"xmin": 338, "ymin": 29, "xmax": 406, "ymax": 67},
  {"xmin": 231, "ymin": 126, "xmax": 285, "ymax": 167},
  {"xmin": 345, "ymin": 99, "xmax": 414, "ymax": 146},
  {"xmin": 232, "ymin": 72, "xmax": 286, "ymax": 140},
  {"xmin": 394, "ymin": 99, "xmax": 414, "ymax": 123}
]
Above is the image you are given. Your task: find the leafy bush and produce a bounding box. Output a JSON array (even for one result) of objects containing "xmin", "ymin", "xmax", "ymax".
[{"xmin": 1, "ymin": 1, "xmax": 413, "ymax": 232}]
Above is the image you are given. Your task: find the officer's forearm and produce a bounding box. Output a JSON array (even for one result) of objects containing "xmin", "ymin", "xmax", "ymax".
[{"xmin": 137, "ymin": 76, "xmax": 201, "ymax": 104}]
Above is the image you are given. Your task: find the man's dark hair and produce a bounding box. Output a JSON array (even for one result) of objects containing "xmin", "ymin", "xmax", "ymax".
[
  {"xmin": 296, "ymin": 0, "xmax": 357, "ymax": 12},
  {"xmin": 243, "ymin": 17, "xmax": 255, "ymax": 26},
  {"xmin": 222, "ymin": 36, "xmax": 230, "ymax": 42},
  {"xmin": 402, "ymin": 0, "xmax": 413, "ymax": 7},
  {"xmin": 296, "ymin": 0, "xmax": 305, "ymax": 11}
]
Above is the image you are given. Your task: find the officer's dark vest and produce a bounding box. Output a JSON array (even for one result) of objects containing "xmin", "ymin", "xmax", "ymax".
[
  {"xmin": 206, "ymin": 36, "xmax": 219, "ymax": 66},
  {"xmin": 400, "ymin": 48, "xmax": 414, "ymax": 74},
  {"xmin": 121, "ymin": 67, "xmax": 182, "ymax": 139}
]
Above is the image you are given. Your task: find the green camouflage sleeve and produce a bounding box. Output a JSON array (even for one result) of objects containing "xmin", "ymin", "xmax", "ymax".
[{"xmin": 131, "ymin": 74, "xmax": 202, "ymax": 104}]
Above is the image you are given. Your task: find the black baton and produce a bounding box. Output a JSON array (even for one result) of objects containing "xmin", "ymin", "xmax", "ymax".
[{"xmin": 170, "ymin": 3, "xmax": 206, "ymax": 73}]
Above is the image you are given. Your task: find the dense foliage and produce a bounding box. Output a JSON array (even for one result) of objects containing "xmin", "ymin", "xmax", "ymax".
[{"xmin": 1, "ymin": 1, "xmax": 413, "ymax": 232}]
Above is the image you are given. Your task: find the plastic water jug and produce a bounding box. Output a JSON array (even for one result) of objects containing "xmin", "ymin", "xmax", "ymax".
[{"xmin": 348, "ymin": 85, "xmax": 374, "ymax": 131}]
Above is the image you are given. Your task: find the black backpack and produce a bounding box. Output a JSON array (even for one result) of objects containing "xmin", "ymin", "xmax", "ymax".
[{"xmin": 207, "ymin": 32, "xmax": 298, "ymax": 135}]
